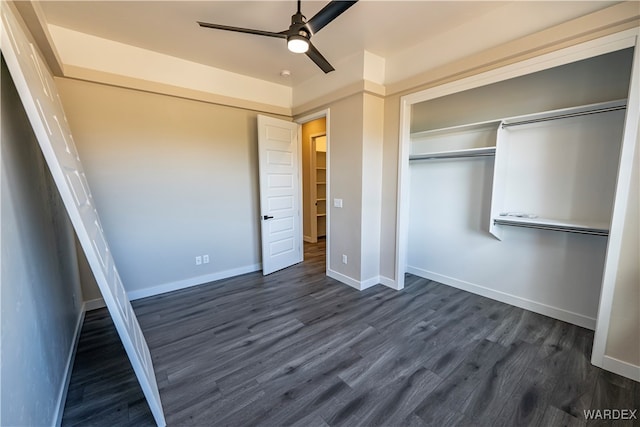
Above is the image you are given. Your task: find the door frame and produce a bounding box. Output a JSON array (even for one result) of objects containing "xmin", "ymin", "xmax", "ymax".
[{"xmin": 296, "ymin": 109, "xmax": 330, "ymax": 274}]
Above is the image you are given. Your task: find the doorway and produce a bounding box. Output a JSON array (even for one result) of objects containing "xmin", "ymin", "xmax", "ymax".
[{"xmin": 299, "ymin": 112, "xmax": 328, "ymax": 266}]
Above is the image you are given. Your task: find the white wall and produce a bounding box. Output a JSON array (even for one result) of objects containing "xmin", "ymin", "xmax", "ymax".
[
  {"xmin": 1, "ymin": 58, "xmax": 83, "ymax": 427},
  {"xmin": 55, "ymin": 77, "xmax": 287, "ymax": 298},
  {"xmin": 405, "ymin": 48, "xmax": 633, "ymax": 328},
  {"xmin": 407, "ymin": 158, "xmax": 608, "ymax": 327}
]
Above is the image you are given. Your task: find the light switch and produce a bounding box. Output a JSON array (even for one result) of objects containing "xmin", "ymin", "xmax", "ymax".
[{"xmin": 334, "ymin": 198, "xmax": 343, "ymax": 208}]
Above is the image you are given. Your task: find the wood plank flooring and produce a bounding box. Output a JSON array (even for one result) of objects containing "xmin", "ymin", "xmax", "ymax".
[{"xmin": 62, "ymin": 240, "xmax": 639, "ymax": 426}]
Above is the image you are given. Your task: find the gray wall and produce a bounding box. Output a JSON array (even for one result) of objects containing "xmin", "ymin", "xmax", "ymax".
[
  {"xmin": 1, "ymin": 58, "xmax": 83, "ymax": 426},
  {"xmin": 55, "ymin": 77, "xmax": 289, "ymax": 297},
  {"xmin": 411, "ymin": 48, "xmax": 634, "ymax": 133},
  {"xmin": 328, "ymin": 93, "xmax": 365, "ymax": 280}
]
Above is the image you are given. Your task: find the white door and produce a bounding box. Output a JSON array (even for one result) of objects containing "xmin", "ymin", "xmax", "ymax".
[
  {"xmin": 257, "ymin": 115, "xmax": 303, "ymax": 275},
  {"xmin": 1, "ymin": 6, "xmax": 166, "ymax": 426}
]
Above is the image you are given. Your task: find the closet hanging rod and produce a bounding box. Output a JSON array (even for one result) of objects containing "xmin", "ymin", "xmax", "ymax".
[
  {"xmin": 501, "ymin": 105, "xmax": 626, "ymax": 129},
  {"xmin": 409, "ymin": 153, "xmax": 495, "ymax": 161},
  {"xmin": 493, "ymin": 219, "xmax": 609, "ymax": 236}
]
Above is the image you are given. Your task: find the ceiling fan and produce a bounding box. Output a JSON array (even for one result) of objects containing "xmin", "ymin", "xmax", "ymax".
[{"xmin": 197, "ymin": 0, "xmax": 358, "ymax": 74}]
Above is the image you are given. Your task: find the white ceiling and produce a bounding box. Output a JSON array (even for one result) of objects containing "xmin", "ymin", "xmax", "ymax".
[{"xmin": 38, "ymin": 1, "xmax": 618, "ymax": 87}]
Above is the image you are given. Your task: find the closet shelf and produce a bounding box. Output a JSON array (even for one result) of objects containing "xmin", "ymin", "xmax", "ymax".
[
  {"xmin": 411, "ymin": 120, "xmax": 501, "ymax": 138},
  {"xmin": 501, "ymin": 99, "xmax": 627, "ymax": 128},
  {"xmin": 317, "ymin": 213, "xmax": 326, "ymax": 217},
  {"xmin": 493, "ymin": 216, "xmax": 609, "ymax": 236},
  {"xmin": 410, "ymin": 146, "xmax": 496, "ymax": 161},
  {"xmin": 317, "ymin": 182, "xmax": 326, "ymax": 185}
]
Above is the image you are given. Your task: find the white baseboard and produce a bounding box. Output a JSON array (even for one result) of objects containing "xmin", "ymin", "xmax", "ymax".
[
  {"xmin": 303, "ymin": 235, "xmax": 313, "ymax": 243},
  {"xmin": 406, "ymin": 266, "xmax": 596, "ymax": 330},
  {"xmin": 84, "ymin": 297, "xmax": 106, "ymax": 311},
  {"xmin": 360, "ymin": 276, "xmax": 381, "ymax": 290},
  {"xmin": 53, "ymin": 307, "xmax": 85, "ymax": 427},
  {"xmin": 602, "ymin": 356, "xmax": 640, "ymax": 382},
  {"xmin": 127, "ymin": 263, "xmax": 262, "ymax": 301},
  {"xmin": 327, "ymin": 269, "xmax": 390, "ymax": 291},
  {"xmin": 327, "ymin": 269, "xmax": 362, "ymax": 289},
  {"xmin": 379, "ymin": 276, "xmax": 398, "ymax": 289}
]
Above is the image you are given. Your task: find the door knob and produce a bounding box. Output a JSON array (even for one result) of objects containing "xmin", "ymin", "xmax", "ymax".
[{"xmin": 263, "ymin": 215, "xmax": 274, "ymax": 220}]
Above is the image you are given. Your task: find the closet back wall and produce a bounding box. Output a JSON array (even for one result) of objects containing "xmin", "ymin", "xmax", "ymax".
[
  {"xmin": 56, "ymin": 78, "xmax": 286, "ymax": 297},
  {"xmin": 411, "ymin": 49, "xmax": 633, "ymax": 132},
  {"xmin": 407, "ymin": 49, "xmax": 633, "ymax": 328}
]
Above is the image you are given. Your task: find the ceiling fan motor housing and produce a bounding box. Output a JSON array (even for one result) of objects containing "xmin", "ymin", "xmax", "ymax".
[
  {"xmin": 198, "ymin": 0, "xmax": 359, "ymax": 73},
  {"xmin": 290, "ymin": 12, "xmax": 311, "ymax": 38}
]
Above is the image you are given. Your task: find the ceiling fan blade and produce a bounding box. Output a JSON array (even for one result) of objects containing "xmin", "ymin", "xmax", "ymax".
[
  {"xmin": 306, "ymin": 42, "xmax": 335, "ymax": 73},
  {"xmin": 306, "ymin": 0, "xmax": 358, "ymax": 34},
  {"xmin": 198, "ymin": 21, "xmax": 286, "ymax": 39}
]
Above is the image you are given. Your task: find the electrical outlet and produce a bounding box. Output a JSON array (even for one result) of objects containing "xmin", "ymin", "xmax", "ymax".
[
  {"xmin": 195, "ymin": 256, "xmax": 202, "ymax": 265},
  {"xmin": 342, "ymin": 254, "xmax": 348, "ymax": 264},
  {"xmin": 203, "ymin": 254, "xmax": 210, "ymax": 264},
  {"xmin": 334, "ymin": 198, "xmax": 343, "ymax": 208}
]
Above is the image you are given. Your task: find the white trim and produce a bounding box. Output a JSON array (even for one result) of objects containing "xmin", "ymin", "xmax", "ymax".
[
  {"xmin": 360, "ymin": 276, "xmax": 380, "ymax": 290},
  {"xmin": 303, "ymin": 235, "xmax": 313, "ymax": 243},
  {"xmin": 395, "ymin": 96, "xmax": 412, "ymax": 290},
  {"xmin": 84, "ymin": 298, "xmax": 106, "ymax": 311},
  {"xmin": 327, "ymin": 269, "xmax": 361, "ymax": 290},
  {"xmin": 127, "ymin": 264, "xmax": 262, "ymax": 301},
  {"xmin": 325, "ymin": 111, "xmax": 331, "ymax": 280},
  {"xmin": 602, "ymin": 356, "xmax": 640, "ymax": 382},
  {"xmin": 296, "ymin": 109, "xmax": 330, "ymax": 124},
  {"xmin": 326, "ymin": 270, "xmax": 389, "ymax": 291},
  {"xmin": 327, "ymin": 269, "xmax": 382, "ymax": 291},
  {"xmin": 53, "ymin": 308, "xmax": 85, "ymax": 427},
  {"xmin": 379, "ymin": 276, "xmax": 397, "ymax": 290},
  {"xmin": 407, "ymin": 266, "xmax": 596, "ymax": 330},
  {"xmin": 592, "ymin": 31, "xmax": 640, "ymax": 369},
  {"xmin": 396, "ymin": 28, "xmax": 640, "ymax": 296}
]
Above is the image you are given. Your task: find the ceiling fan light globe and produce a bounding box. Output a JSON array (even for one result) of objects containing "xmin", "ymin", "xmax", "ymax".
[{"xmin": 287, "ymin": 35, "xmax": 309, "ymax": 53}]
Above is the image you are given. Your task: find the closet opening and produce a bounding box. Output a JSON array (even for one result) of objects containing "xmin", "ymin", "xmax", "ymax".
[{"xmin": 396, "ymin": 31, "xmax": 639, "ymax": 379}]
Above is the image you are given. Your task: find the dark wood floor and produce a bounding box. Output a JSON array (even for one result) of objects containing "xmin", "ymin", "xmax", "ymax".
[{"xmin": 63, "ymin": 240, "xmax": 639, "ymax": 426}]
